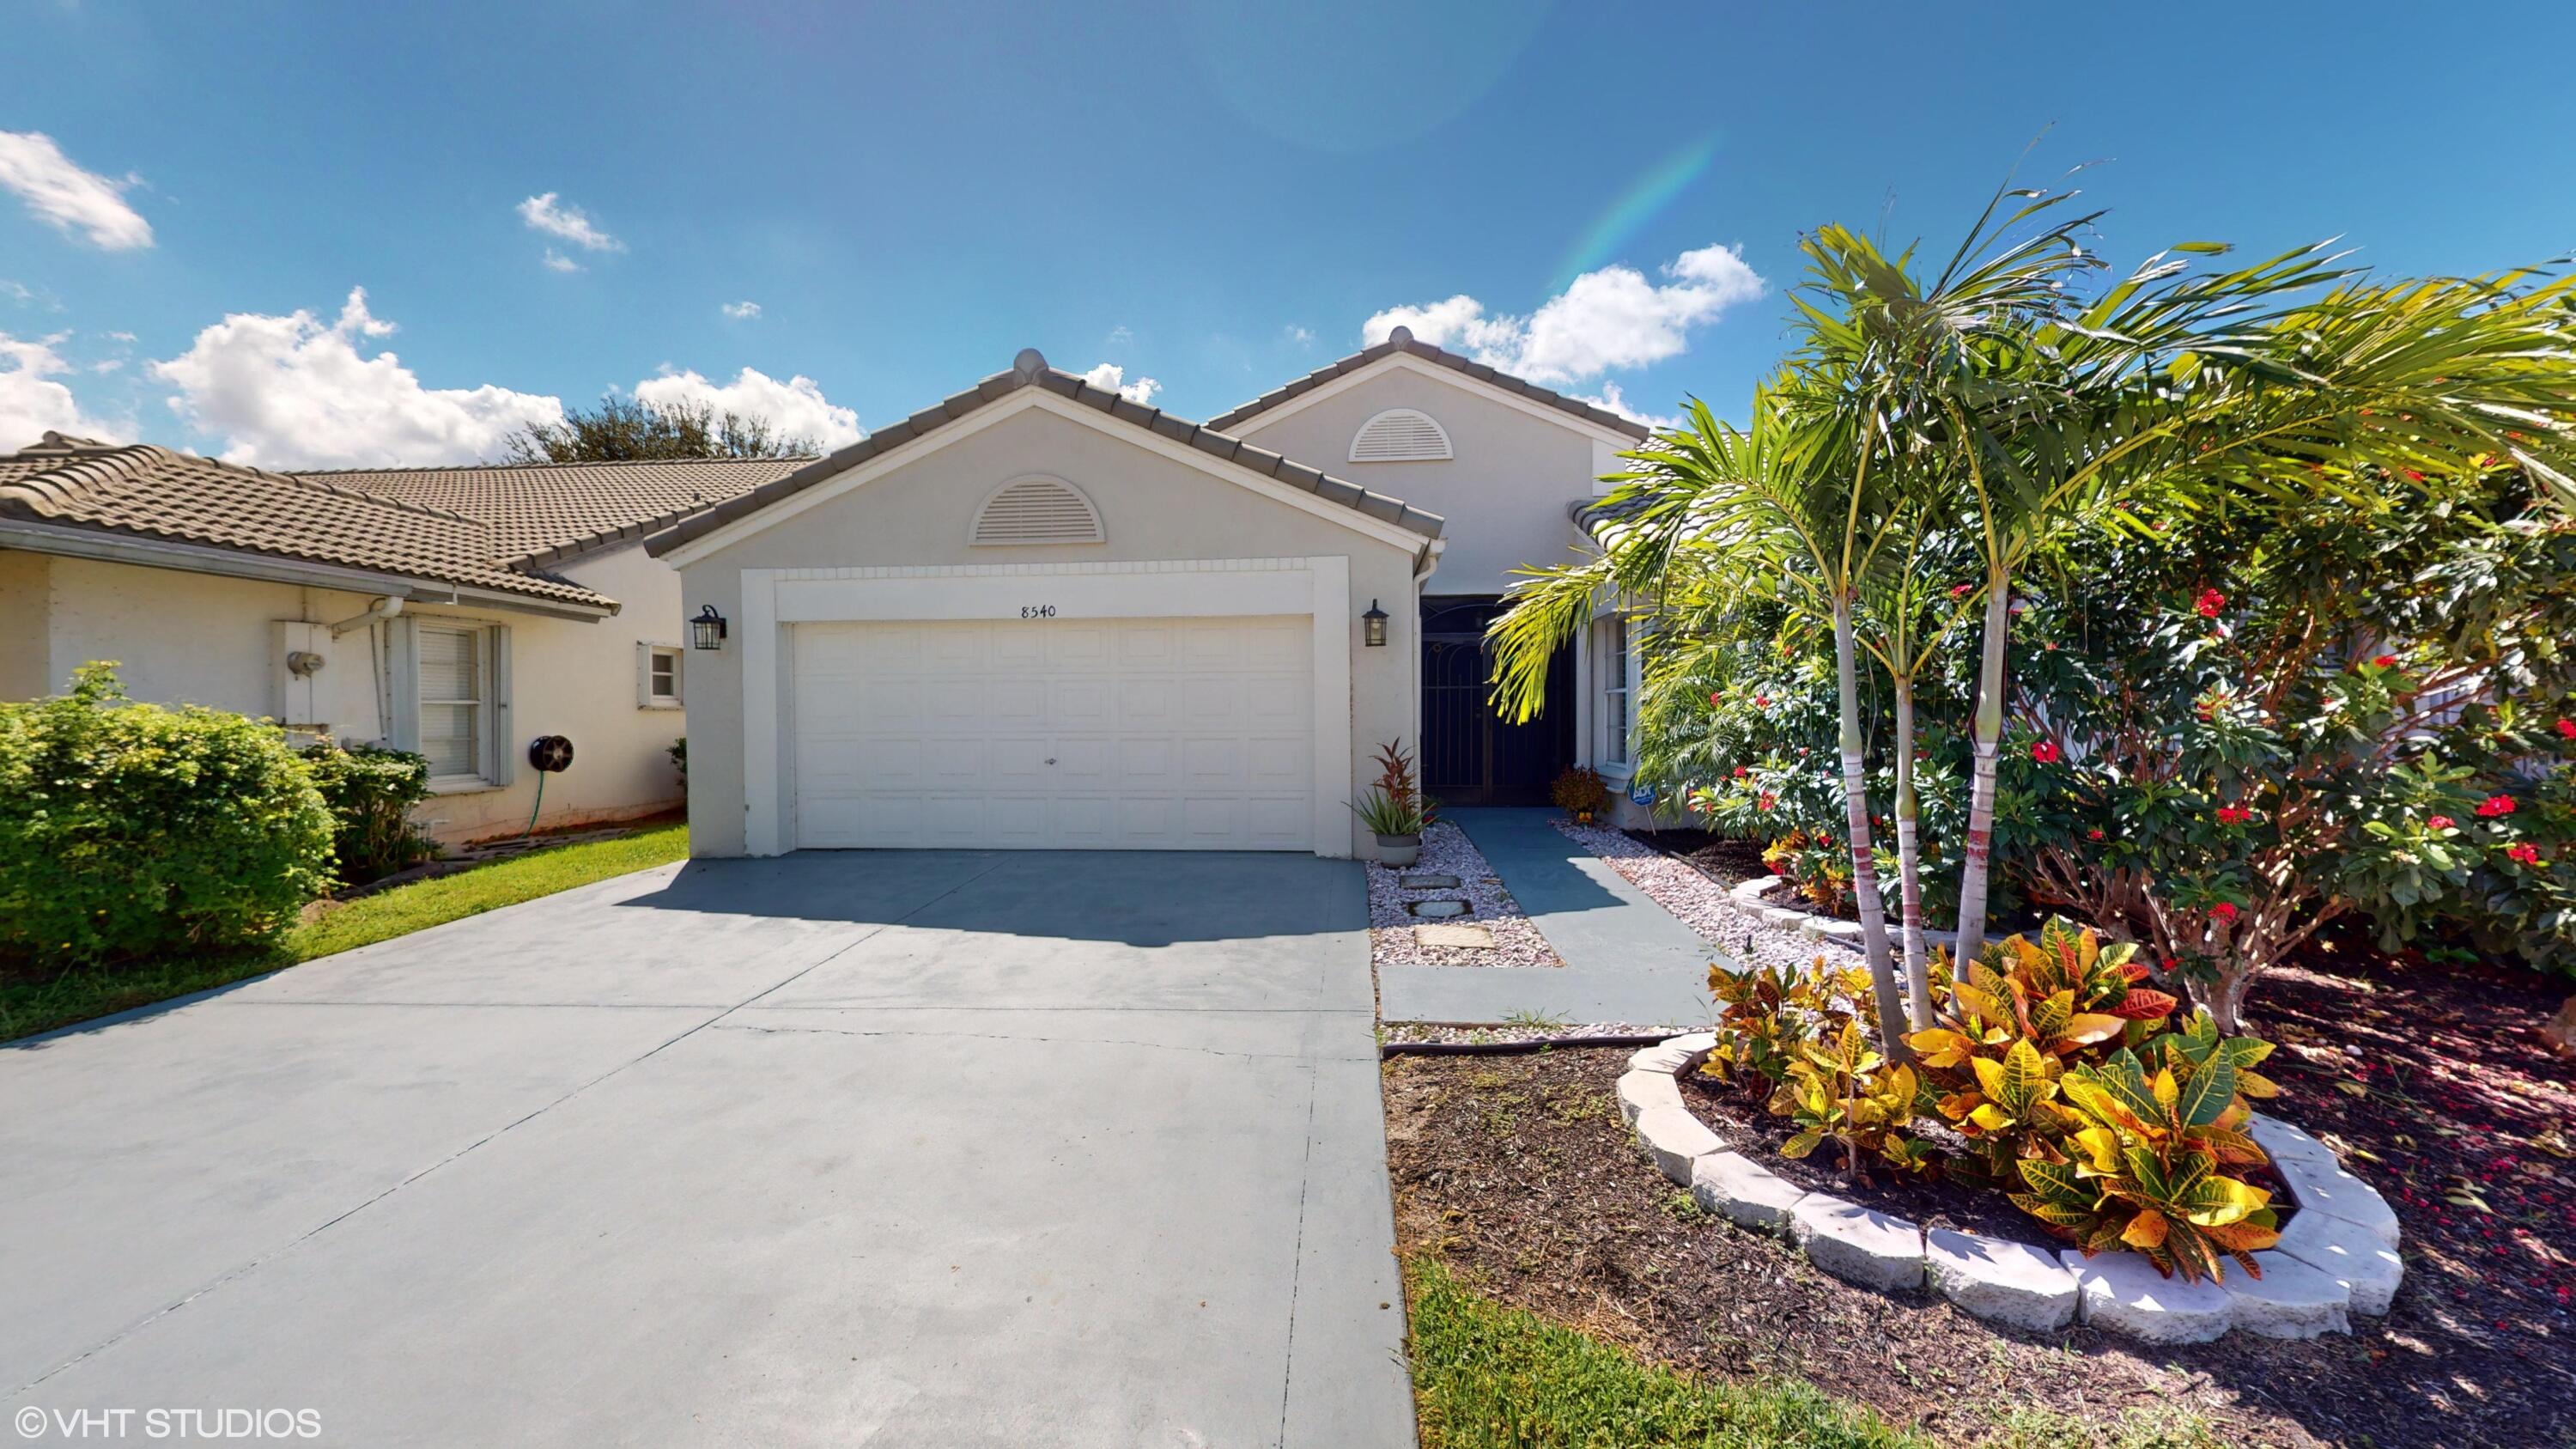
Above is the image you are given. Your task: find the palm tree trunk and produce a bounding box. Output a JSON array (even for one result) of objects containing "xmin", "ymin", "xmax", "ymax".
[
  {"xmin": 1892, "ymin": 675, "xmax": 1933, "ymax": 1031},
  {"xmin": 1832, "ymin": 595, "xmax": 1908, "ymax": 1053},
  {"xmin": 1952, "ymin": 571, "xmax": 2011, "ymax": 966}
]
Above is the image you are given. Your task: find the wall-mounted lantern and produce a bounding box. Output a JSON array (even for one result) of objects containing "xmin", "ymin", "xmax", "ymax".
[
  {"xmin": 1362, "ymin": 600, "xmax": 1388, "ymax": 648},
  {"xmin": 690, "ymin": 604, "xmax": 729, "ymax": 650}
]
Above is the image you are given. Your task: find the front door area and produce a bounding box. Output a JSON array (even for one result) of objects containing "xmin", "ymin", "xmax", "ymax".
[{"xmin": 1419, "ymin": 595, "xmax": 1574, "ymax": 807}]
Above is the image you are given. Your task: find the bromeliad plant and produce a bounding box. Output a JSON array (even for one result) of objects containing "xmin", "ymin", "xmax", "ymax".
[{"xmin": 1352, "ymin": 739, "xmax": 1434, "ymax": 838}]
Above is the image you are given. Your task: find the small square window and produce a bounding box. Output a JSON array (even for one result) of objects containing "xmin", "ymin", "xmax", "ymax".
[{"xmin": 639, "ymin": 644, "xmax": 684, "ymax": 709}]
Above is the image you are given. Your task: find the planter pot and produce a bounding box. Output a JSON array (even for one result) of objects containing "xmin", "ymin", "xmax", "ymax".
[{"xmin": 1375, "ymin": 832, "xmax": 1422, "ymax": 867}]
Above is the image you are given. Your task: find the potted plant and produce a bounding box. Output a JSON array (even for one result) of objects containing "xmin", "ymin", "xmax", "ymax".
[
  {"xmin": 1551, "ymin": 764, "xmax": 1610, "ymax": 825},
  {"xmin": 1352, "ymin": 739, "xmax": 1433, "ymax": 866}
]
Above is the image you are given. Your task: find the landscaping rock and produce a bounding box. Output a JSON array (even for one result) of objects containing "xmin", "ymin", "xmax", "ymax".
[
  {"xmin": 1632, "ymin": 1105, "xmax": 1726, "ymax": 1184},
  {"xmin": 1615, "ymin": 1069, "xmax": 1683, "ymax": 1128},
  {"xmin": 1728, "ymin": 875, "xmax": 1787, "ymax": 901},
  {"xmin": 1689, "ymin": 1151, "xmax": 1807, "ymax": 1235},
  {"xmin": 1924, "ymin": 1228, "xmax": 2079, "ymax": 1331},
  {"xmin": 2275, "ymin": 1154, "xmax": 2401, "ymax": 1248},
  {"xmin": 2225, "ymin": 1251, "xmax": 2353, "ymax": 1338},
  {"xmin": 2248, "ymin": 1114, "xmax": 2341, "ymax": 1168},
  {"xmin": 1791, "ymin": 1196, "xmax": 1926, "ymax": 1293},
  {"xmin": 2062, "ymin": 1251, "xmax": 2235, "ymax": 1344},
  {"xmin": 2273, "ymin": 1207, "xmax": 2405, "ymax": 1315}
]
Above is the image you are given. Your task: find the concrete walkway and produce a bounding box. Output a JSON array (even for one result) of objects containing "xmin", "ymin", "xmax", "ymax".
[
  {"xmin": 1377, "ymin": 807, "xmax": 1724, "ymax": 1026},
  {"xmin": 3, "ymin": 851, "xmax": 1412, "ymax": 1448}
]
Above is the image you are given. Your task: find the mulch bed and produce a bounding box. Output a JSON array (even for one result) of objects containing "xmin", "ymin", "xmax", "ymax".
[
  {"xmin": 1382, "ymin": 942, "xmax": 2576, "ymax": 1448},
  {"xmin": 1625, "ymin": 827, "xmax": 1771, "ymax": 883}
]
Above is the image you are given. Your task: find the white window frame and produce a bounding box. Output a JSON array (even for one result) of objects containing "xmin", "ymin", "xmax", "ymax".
[
  {"xmin": 1598, "ymin": 612, "xmax": 1635, "ymax": 770},
  {"xmin": 387, "ymin": 618, "xmax": 514, "ymax": 793},
  {"xmin": 637, "ymin": 642, "xmax": 684, "ymax": 709}
]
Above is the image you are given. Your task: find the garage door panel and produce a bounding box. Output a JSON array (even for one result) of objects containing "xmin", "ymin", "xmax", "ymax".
[{"xmin": 792, "ymin": 615, "xmax": 1314, "ymax": 851}]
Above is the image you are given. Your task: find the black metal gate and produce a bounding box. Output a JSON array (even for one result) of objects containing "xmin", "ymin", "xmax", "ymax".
[{"xmin": 1420, "ymin": 596, "xmax": 1575, "ymax": 807}]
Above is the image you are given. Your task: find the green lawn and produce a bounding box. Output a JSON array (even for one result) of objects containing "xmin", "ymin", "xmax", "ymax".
[
  {"xmin": 1403, "ymin": 1258, "xmax": 2236, "ymax": 1449},
  {"xmin": 1405, "ymin": 1257, "xmax": 1930, "ymax": 1449},
  {"xmin": 0, "ymin": 821, "xmax": 690, "ymax": 1044}
]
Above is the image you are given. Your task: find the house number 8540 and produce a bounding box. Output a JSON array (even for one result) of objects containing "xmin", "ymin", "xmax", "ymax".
[{"xmin": 1020, "ymin": 605, "xmax": 1058, "ymax": 619}]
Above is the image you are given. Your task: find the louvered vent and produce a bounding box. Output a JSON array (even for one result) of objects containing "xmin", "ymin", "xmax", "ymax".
[
  {"xmin": 1348, "ymin": 408, "xmax": 1453, "ymax": 462},
  {"xmin": 970, "ymin": 476, "xmax": 1105, "ymax": 545}
]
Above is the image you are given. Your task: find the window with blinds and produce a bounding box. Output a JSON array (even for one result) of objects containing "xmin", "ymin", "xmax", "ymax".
[
  {"xmin": 1601, "ymin": 616, "xmax": 1631, "ymax": 767},
  {"xmin": 1348, "ymin": 408, "xmax": 1453, "ymax": 462},
  {"xmin": 418, "ymin": 624, "xmax": 484, "ymax": 780}
]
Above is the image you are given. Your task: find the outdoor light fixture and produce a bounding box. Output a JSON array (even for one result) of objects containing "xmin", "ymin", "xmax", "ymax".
[
  {"xmin": 690, "ymin": 604, "xmax": 729, "ymax": 650},
  {"xmin": 1363, "ymin": 600, "xmax": 1388, "ymax": 648}
]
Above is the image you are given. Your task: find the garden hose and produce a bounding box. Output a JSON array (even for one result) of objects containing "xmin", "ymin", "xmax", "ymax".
[{"xmin": 520, "ymin": 771, "xmax": 545, "ymax": 839}]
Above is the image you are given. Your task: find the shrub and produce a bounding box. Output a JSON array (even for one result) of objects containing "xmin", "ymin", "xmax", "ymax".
[
  {"xmin": 0, "ymin": 664, "xmax": 333, "ymax": 965},
  {"xmin": 300, "ymin": 740, "xmax": 432, "ymax": 884},
  {"xmin": 1550, "ymin": 764, "xmax": 1609, "ymax": 817},
  {"xmin": 1352, "ymin": 739, "xmax": 1431, "ymax": 837},
  {"xmin": 1702, "ymin": 917, "xmax": 2285, "ymax": 1282}
]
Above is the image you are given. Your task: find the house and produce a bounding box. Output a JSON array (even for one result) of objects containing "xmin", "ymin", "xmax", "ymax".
[
  {"xmin": 0, "ymin": 433, "xmax": 793, "ymax": 843},
  {"xmin": 652, "ymin": 328, "xmax": 1657, "ymax": 861}
]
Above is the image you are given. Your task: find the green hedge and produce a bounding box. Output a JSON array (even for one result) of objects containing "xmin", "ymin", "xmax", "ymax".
[
  {"xmin": 301, "ymin": 740, "xmax": 432, "ymax": 884},
  {"xmin": 0, "ymin": 664, "xmax": 333, "ymax": 965}
]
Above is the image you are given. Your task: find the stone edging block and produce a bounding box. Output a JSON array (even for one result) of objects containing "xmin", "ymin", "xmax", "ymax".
[
  {"xmin": 1789, "ymin": 1194, "xmax": 1927, "ymax": 1293},
  {"xmin": 1689, "ymin": 1151, "xmax": 1807, "ymax": 1234},
  {"xmin": 2063, "ymin": 1250, "xmax": 2235, "ymax": 1344},
  {"xmin": 1925, "ymin": 1227, "xmax": 2078, "ymax": 1331}
]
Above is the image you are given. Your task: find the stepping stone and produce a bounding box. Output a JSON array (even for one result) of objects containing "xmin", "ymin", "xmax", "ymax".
[
  {"xmin": 1689, "ymin": 1151, "xmax": 1807, "ymax": 1235},
  {"xmin": 1791, "ymin": 1195, "xmax": 1927, "ymax": 1292},
  {"xmin": 1405, "ymin": 898, "xmax": 1472, "ymax": 919},
  {"xmin": 1926, "ymin": 1227, "xmax": 2079, "ymax": 1330},
  {"xmin": 2225, "ymin": 1251, "xmax": 2353, "ymax": 1338},
  {"xmin": 2273, "ymin": 1208, "xmax": 2404, "ymax": 1315},
  {"xmin": 2062, "ymin": 1250, "xmax": 2234, "ymax": 1343},
  {"xmin": 1396, "ymin": 873, "xmax": 1461, "ymax": 891},
  {"xmin": 1412, "ymin": 922, "xmax": 1493, "ymax": 949}
]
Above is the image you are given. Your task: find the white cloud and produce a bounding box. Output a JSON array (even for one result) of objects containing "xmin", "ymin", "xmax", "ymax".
[
  {"xmin": 541, "ymin": 249, "xmax": 582, "ymax": 274},
  {"xmin": 1105, "ymin": 324, "xmax": 1133, "ymax": 345},
  {"xmin": 1574, "ymin": 381, "xmax": 1679, "ymax": 432},
  {"xmin": 721, "ymin": 300, "xmax": 762, "ymax": 320},
  {"xmin": 1363, "ymin": 242, "xmax": 1764, "ymax": 386},
  {"xmin": 1080, "ymin": 362, "xmax": 1161, "ymax": 405},
  {"xmin": 0, "ymin": 131, "xmax": 153, "ymax": 251},
  {"xmin": 516, "ymin": 192, "xmax": 623, "ymax": 253},
  {"xmin": 634, "ymin": 366, "xmax": 862, "ymax": 450},
  {"xmin": 150, "ymin": 288, "xmax": 565, "ymax": 469},
  {"xmin": 1284, "ymin": 324, "xmax": 1315, "ymax": 346},
  {"xmin": 1, "ymin": 331, "xmax": 123, "ymax": 450},
  {"xmin": 1, "ymin": 279, "xmax": 33, "ymax": 304}
]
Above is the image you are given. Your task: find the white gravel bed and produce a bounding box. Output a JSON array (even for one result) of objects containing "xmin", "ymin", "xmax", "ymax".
[
  {"xmin": 1553, "ymin": 818, "xmax": 1868, "ymax": 977},
  {"xmin": 1382, "ymin": 1020, "xmax": 1674, "ymax": 1047},
  {"xmin": 1367, "ymin": 820, "xmax": 1562, "ymax": 969}
]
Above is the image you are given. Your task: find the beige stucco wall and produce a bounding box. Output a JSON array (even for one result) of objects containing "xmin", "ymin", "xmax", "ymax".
[
  {"xmin": 1230, "ymin": 361, "xmax": 1619, "ymax": 595},
  {"xmin": 0, "ymin": 543, "xmax": 689, "ymax": 844},
  {"xmin": 670, "ymin": 401, "xmax": 1427, "ymax": 860}
]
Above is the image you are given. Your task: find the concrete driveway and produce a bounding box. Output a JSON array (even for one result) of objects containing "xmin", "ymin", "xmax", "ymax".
[{"xmin": 1, "ymin": 851, "xmax": 1411, "ymax": 1447}]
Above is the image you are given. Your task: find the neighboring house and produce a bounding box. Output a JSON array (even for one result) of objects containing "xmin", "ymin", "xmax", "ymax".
[
  {"xmin": 652, "ymin": 330, "xmax": 1657, "ymax": 862},
  {"xmin": 0, "ymin": 433, "xmax": 795, "ymax": 843}
]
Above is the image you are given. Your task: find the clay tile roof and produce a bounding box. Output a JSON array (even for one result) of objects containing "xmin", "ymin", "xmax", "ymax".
[
  {"xmin": 1203, "ymin": 326, "xmax": 1653, "ymax": 441},
  {"xmin": 647, "ymin": 350, "xmax": 1444, "ymax": 557},
  {"xmin": 292, "ymin": 455, "xmax": 805, "ymax": 566},
  {"xmin": 0, "ymin": 433, "xmax": 630, "ymax": 610}
]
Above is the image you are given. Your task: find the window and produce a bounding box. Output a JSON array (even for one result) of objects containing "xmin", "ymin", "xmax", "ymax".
[
  {"xmin": 638, "ymin": 643, "xmax": 683, "ymax": 709},
  {"xmin": 390, "ymin": 618, "xmax": 512, "ymax": 789},
  {"xmin": 1348, "ymin": 408, "xmax": 1453, "ymax": 462},
  {"xmin": 1599, "ymin": 615, "xmax": 1631, "ymax": 768}
]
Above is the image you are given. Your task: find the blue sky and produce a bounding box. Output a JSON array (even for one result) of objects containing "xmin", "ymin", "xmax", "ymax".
[{"xmin": 5, "ymin": 0, "xmax": 2572, "ymax": 467}]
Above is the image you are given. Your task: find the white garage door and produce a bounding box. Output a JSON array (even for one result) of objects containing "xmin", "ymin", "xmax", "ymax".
[{"xmin": 790, "ymin": 616, "xmax": 1315, "ymax": 850}]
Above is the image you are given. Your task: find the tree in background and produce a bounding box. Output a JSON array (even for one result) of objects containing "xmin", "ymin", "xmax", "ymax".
[{"xmin": 505, "ymin": 394, "xmax": 817, "ymax": 463}]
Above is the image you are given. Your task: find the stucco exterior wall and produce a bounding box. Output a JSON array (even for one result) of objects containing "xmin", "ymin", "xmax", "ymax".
[
  {"xmin": 1, "ymin": 545, "xmax": 688, "ymax": 844},
  {"xmin": 671, "ymin": 401, "xmax": 1426, "ymax": 860},
  {"xmin": 1230, "ymin": 360, "xmax": 1619, "ymax": 595}
]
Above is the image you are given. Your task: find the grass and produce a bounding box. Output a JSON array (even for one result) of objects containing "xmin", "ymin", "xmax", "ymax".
[
  {"xmin": 1404, "ymin": 1258, "xmax": 2241, "ymax": 1449},
  {"xmin": 0, "ymin": 821, "xmax": 690, "ymax": 1043},
  {"xmin": 1405, "ymin": 1257, "xmax": 1931, "ymax": 1448}
]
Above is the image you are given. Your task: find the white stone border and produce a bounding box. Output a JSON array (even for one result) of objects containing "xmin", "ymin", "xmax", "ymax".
[{"xmin": 1617, "ymin": 1036, "xmax": 2403, "ymax": 1342}]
